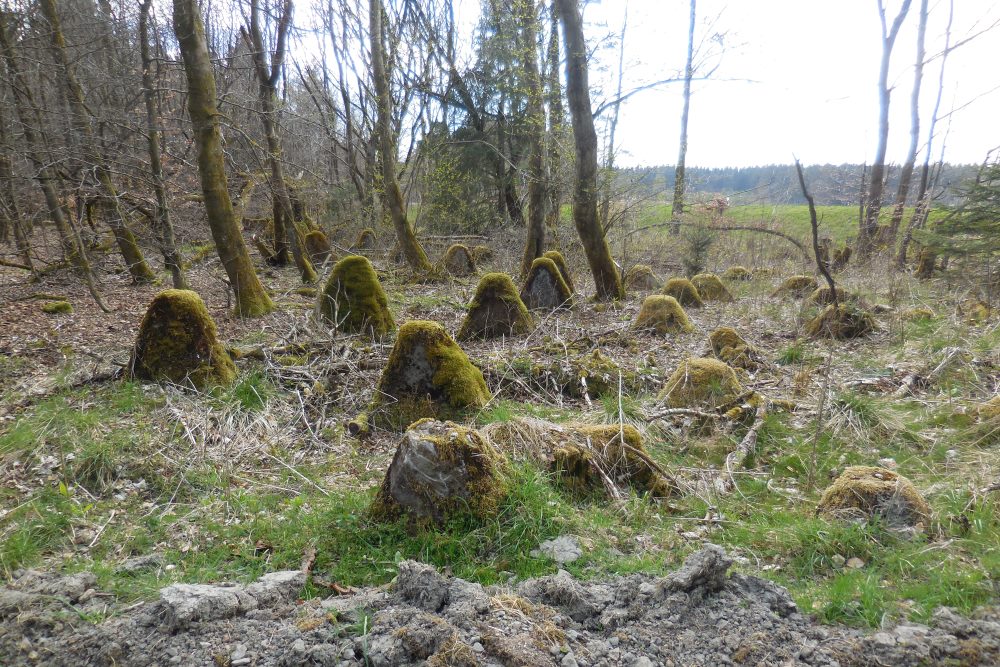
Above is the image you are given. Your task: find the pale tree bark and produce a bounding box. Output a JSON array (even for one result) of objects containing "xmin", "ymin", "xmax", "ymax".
[
  {"xmin": 858, "ymin": 0, "xmax": 913, "ymax": 258},
  {"xmin": 140, "ymin": 0, "xmax": 187, "ymax": 289},
  {"xmin": 886, "ymin": 0, "xmax": 928, "ymax": 248},
  {"xmin": 0, "ymin": 12, "xmax": 109, "ymax": 310},
  {"xmin": 544, "ymin": 0, "xmax": 563, "ymax": 235},
  {"xmin": 0, "ymin": 107, "xmax": 34, "ymax": 274},
  {"xmin": 369, "ymin": 0, "xmax": 430, "ymax": 271},
  {"xmin": 39, "ymin": 0, "xmax": 156, "ymax": 283},
  {"xmin": 243, "ymin": 0, "xmax": 316, "ymax": 283},
  {"xmin": 599, "ymin": 4, "xmax": 627, "ymax": 232},
  {"xmin": 555, "ymin": 0, "xmax": 623, "ymax": 300},
  {"xmin": 173, "ymin": 0, "xmax": 274, "ymax": 316},
  {"xmin": 670, "ymin": 0, "xmax": 696, "ymax": 234},
  {"xmin": 519, "ymin": 0, "xmax": 546, "ymax": 277}
]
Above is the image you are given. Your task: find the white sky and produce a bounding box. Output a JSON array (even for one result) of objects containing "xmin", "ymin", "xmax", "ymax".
[{"xmin": 579, "ymin": 0, "xmax": 1000, "ymax": 168}]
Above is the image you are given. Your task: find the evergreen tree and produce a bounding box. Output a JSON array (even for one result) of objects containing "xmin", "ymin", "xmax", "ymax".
[{"xmin": 921, "ymin": 159, "xmax": 1000, "ymax": 259}]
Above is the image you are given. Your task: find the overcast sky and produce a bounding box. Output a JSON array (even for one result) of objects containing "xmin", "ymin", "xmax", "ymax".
[{"xmin": 575, "ymin": 0, "xmax": 1000, "ymax": 168}]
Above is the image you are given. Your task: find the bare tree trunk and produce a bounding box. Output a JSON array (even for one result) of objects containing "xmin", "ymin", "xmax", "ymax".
[
  {"xmin": 243, "ymin": 0, "xmax": 317, "ymax": 283},
  {"xmin": 0, "ymin": 12, "xmax": 109, "ymax": 310},
  {"xmin": 172, "ymin": 0, "xmax": 274, "ymax": 316},
  {"xmin": 0, "ymin": 107, "xmax": 34, "ymax": 274},
  {"xmin": 369, "ymin": 0, "xmax": 430, "ymax": 271},
  {"xmin": 886, "ymin": 0, "xmax": 928, "ymax": 250},
  {"xmin": 599, "ymin": 5, "xmax": 627, "ymax": 232},
  {"xmin": 39, "ymin": 0, "xmax": 156, "ymax": 283},
  {"xmin": 519, "ymin": 0, "xmax": 546, "ymax": 276},
  {"xmin": 858, "ymin": 0, "xmax": 913, "ymax": 258},
  {"xmin": 670, "ymin": 0, "xmax": 696, "ymax": 234},
  {"xmin": 556, "ymin": 0, "xmax": 623, "ymax": 300},
  {"xmin": 140, "ymin": 0, "xmax": 187, "ymax": 289}
]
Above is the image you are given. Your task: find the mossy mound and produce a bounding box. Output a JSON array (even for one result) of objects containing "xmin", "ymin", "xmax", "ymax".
[
  {"xmin": 817, "ymin": 466, "xmax": 930, "ymax": 528},
  {"xmin": 831, "ymin": 246, "xmax": 852, "ymax": 271},
  {"xmin": 708, "ymin": 327, "xmax": 765, "ymax": 371},
  {"xmin": 624, "ymin": 264, "xmax": 659, "ymax": 291},
  {"xmin": 661, "ymin": 278, "xmax": 704, "ymax": 307},
  {"xmin": 441, "ymin": 243, "xmax": 476, "ymax": 276},
  {"xmin": 658, "ymin": 357, "xmax": 744, "ymax": 410},
  {"xmin": 128, "ymin": 289, "xmax": 236, "ymax": 389},
  {"xmin": 542, "ymin": 250, "xmax": 575, "ymax": 294},
  {"xmin": 957, "ymin": 299, "xmax": 992, "ymax": 323},
  {"xmin": 633, "ymin": 295, "xmax": 693, "ymax": 335},
  {"xmin": 41, "ymin": 300, "xmax": 73, "ymax": 314},
  {"xmin": 497, "ymin": 348, "xmax": 654, "ymax": 400},
  {"xmin": 520, "ymin": 257, "xmax": 573, "ymax": 310},
  {"xmin": 771, "ymin": 275, "xmax": 818, "ymax": 298},
  {"xmin": 471, "ymin": 245, "xmax": 493, "ymax": 263},
  {"xmin": 722, "ymin": 265, "xmax": 753, "ymax": 281},
  {"xmin": 691, "ymin": 273, "xmax": 734, "ymax": 302},
  {"xmin": 318, "ymin": 255, "xmax": 395, "ymax": 337},
  {"xmin": 456, "ymin": 273, "xmax": 533, "ymax": 341},
  {"xmin": 553, "ymin": 424, "xmax": 677, "ymax": 498},
  {"xmin": 977, "ymin": 395, "xmax": 1000, "ymax": 421},
  {"xmin": 902, "ymin": 306, "xmax": 935, "ymax": 321},
  {"xmin": 803, "ymin": 286, "xmax": 861, "ymax": 307},
  {"xmin": 804, "ymin": 304, "xmax": 876, "ymax": 340},
  {"xmin": 353, "ymin": 227, "xmax": 376, "ymax": 250},
  {"xmin": 304, "ymin": 230, "xmax": 332, "ymax": 264},
  {"xmin": 369, "ymin": 321, "xmax": 490, "ymax": 430},
  {"xmin": 371, "ymin": 419, "xmax": 508, "ymax": 523},
  {"xmin": 915, "ymin": 248, "xmax": 936, "ymax": 279}
]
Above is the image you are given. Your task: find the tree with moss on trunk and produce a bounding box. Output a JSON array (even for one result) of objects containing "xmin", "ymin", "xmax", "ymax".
[
  {"xmin": 242, "ymin": 0, "xmax": 316, "ymax": 284},
  {"xmin": 172, "ymin": 0, "xmax": 274, "ymax": 316},
  {"xmin": 555, "ymin": 0, "xmax": 623, "ymax": 300},
  {"xmin": 369, "ymin": 0, "xmax": 431, "ymax": 272},
  {"xmin": 39, "ymin": 0, "xmax": 156, "ymax": 284}
]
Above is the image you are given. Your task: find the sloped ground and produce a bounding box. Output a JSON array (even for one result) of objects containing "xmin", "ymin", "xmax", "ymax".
[{"xmin": 2, "ymin": 546, "xmax": 998, "ymax": 667}]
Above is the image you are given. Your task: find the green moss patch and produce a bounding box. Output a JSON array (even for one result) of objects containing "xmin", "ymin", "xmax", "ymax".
[
  {"xmin": 817, "ymin": 466, "xmax": 930, "ymax": 529},
  {"xmin": 41, "ymin": 300, "xmax": 73, "ymax": 314},
  {"xmin": 661, "ymin": 278, "xmax": 703, "ymax": 307},
  {"xmin": 542, "ymin": 250, "xmax": 575, "ymax": 294},
  {"xmin": 658, "ymin": 357, "xmax": 744, "ymax": 410},
  {"xmin": 634, "ymin": 295, "xmax": 693, "ymax": 335}
]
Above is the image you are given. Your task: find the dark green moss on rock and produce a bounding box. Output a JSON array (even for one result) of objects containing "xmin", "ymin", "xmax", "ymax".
[
  {"xmin": 128, "ymin": 289, "xmax": 236, "ymax": 389},
  {"xmin": 318, "ymin": 255, "xmax": 395, "ymax": 337},
  {"xmin": 456, "ymin": 273, "xmax": 533, "ymax": 340}
]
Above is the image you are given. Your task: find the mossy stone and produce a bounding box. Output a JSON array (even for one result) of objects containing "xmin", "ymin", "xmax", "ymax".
[
  {"xmin": 371, "ymin": 419, "xmax": 508, "ymax": 523},
  {"xmin": 442, "ymin": 243, "xmax": 476, "ymax": 277},
  {"xmin": 304, "ymin": 229, "xmax": 332, "ymax": 264},
  {"xmin": 804, "ymin": 303, "xmax": 875, "ymax": 340},
  {"xmin": 915, "ymin": 248, "xmax": 936, "ymax": 279},
  {"xmin": 708, "ymin": 327, "xmax": 765, "ymax": 371},
  {"xmin": 817, "ymin": 466, "xmax": 930, "ymax": 528},
  {"xmin": 691, "ymin": 273, "xmax": 734, "ymax": 302},
  {"xmin": 370, "ymin": 320, "xmax": 490, "ymax": 430},
  {"xmin": 41, "ymin": 300, "xmax": 73, "ymax": 314},
  {"xmin": 128, "ymin": 289, "xmax": 236, "ymax": 389},
  {"xmin": 456, "ymin": 272, "xmax": 533, "ymax": 341},
  {"xmin": 471, "ymin": 245, "xmax": 493, "ymax": 263},
  {"xmin": 803, "ymin": 286, "xmax": 860, "ymax": 307},
  {"xmin": 354, "ymin": 227, "xmax": 376, "ymax": 250},
  {"xmin": 722, "ymin": 265, "xmax": 753, "ymax": 281},
  {"xmin": 661, "ymin": 277, "xmax": 703, "ymax": 307},
  {"xmin": 542, "ymin": 250, "xmax": 575, "ymax": 294},
  {"xmin": 831, "ymin": 246, "xmax": 852, "ymax": 271},
  {"xmin": 658, "ymin": 357, "xmax": 743, "ymax": 410},
  {"xmin": 553, "ymin": 424, "xmax": 677, "ymax": 498},
  {"xmin": 318, "ymin": 255, "xmax": 395, "ymax": 337},
  {"xmin": 634, "ymin": 295, "xmax": 693, "ymax": 335},
  {"xmin": 520, "ymin": 257, "xmax": 573, "ymax": 310},
  {"xmin": 977, "ymin": 395, "xmax": 1000, "ymax": 420},
  {"xmin": 624, "ymin": 264, "xmax": 659, "ymax": 291},
  {"xmin": 771, "ymin": 274, "xmax": 818, "ymax": 298}
]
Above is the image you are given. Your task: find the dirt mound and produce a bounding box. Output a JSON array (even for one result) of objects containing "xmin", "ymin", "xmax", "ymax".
[{"xmin": 4, "ymin": 547, "xmax": 999, "ymax": 666}]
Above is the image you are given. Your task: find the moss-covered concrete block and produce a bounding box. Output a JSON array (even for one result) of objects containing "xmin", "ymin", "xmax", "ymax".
[
  {"xmin": 658, "ymin": 357, "xmax": 744, "ymax": 410},
  {"xmin": 722, "ymin": 265, "xmax": 753, "ymax": 281},
  {"xmin": 128, "ymin": 289, "xmax": 236, "ymax": 389},
  {"xmin": 441, "ymin": 243, "xmax": 476, "ymax": 277},
  {"xmin": 457, "ymin": 273, "xmax": 533, "ymax": 340},
  {"xmin": 634, "ymin": 295, "xmax": 693, "ymax": 335},
  {"xmin": 708, "ymin": 327, "xmax": 765, "ymax": 371},
  {"xmin": 804, "ymin": 304, "xmax": 875, "ymax": 340},
  {"xmin": 369, "ymin": 320, "xmax": 490, "ymax": 430},
  {"xmin": 318, "ymin": 255, "xmax": 395, "ymax": 337},
  {"xmin": 771, "ymin": 275, "xmax": 818, "ymax": 298},
  {"xmin": 691, "ymin": 273, "xmax": 734, "ymax": 302},
  {"xmin": 520, "ymin": 257, "xmax": 573, "ymax": 310},
  {"xmin": 624, "ymin": 264, "xmax": 659, "ymax": 292},
  {"xmin": 661, "ymin": 278, "xmax": 703, "ymax": 307},
  {"xmin": 817, "ymin": 466, "xmax": 930, "ymax": 528},
  {"xmin": 542, "ymin": 250, "xmax": 575, "ymax": 294}
]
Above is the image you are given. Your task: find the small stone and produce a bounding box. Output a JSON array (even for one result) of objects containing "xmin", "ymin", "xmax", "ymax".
[
  {"xmin": 560, "ymin": 654, "xmax": 579, "ymax": 667},
  {"xmin": 831, "ymin": 554, "xmax": 846, "ymax": 568},
  {"xmin": 633, "ymin": 658, "xmax": 655, "ymax": 667},
  {"xmin": 846, "ymin": 557, "xmax": 865, "ymax": 569},
  {"xmin": 534, "ymin": 536, "xmax": 583, "ymax": 565},
  {"xmin": 871, "ymin": 632, "xmax": 895, "ymax": 646},
  {"xmin": 472, "ymin": 642, "xmax": 484, "ymax": 653},
  {"xmin": 292, "ymin": 639, "xmax": 306, "ymax": 652},
  {"xmin": 231, "ymin": 644, "xmax": 247, "ymax": 660}
]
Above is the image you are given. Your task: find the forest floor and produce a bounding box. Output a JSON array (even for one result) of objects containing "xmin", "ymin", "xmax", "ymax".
[{"xmin": 0, "ymin": 218, "xmax": 998, "ymax": 665}]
